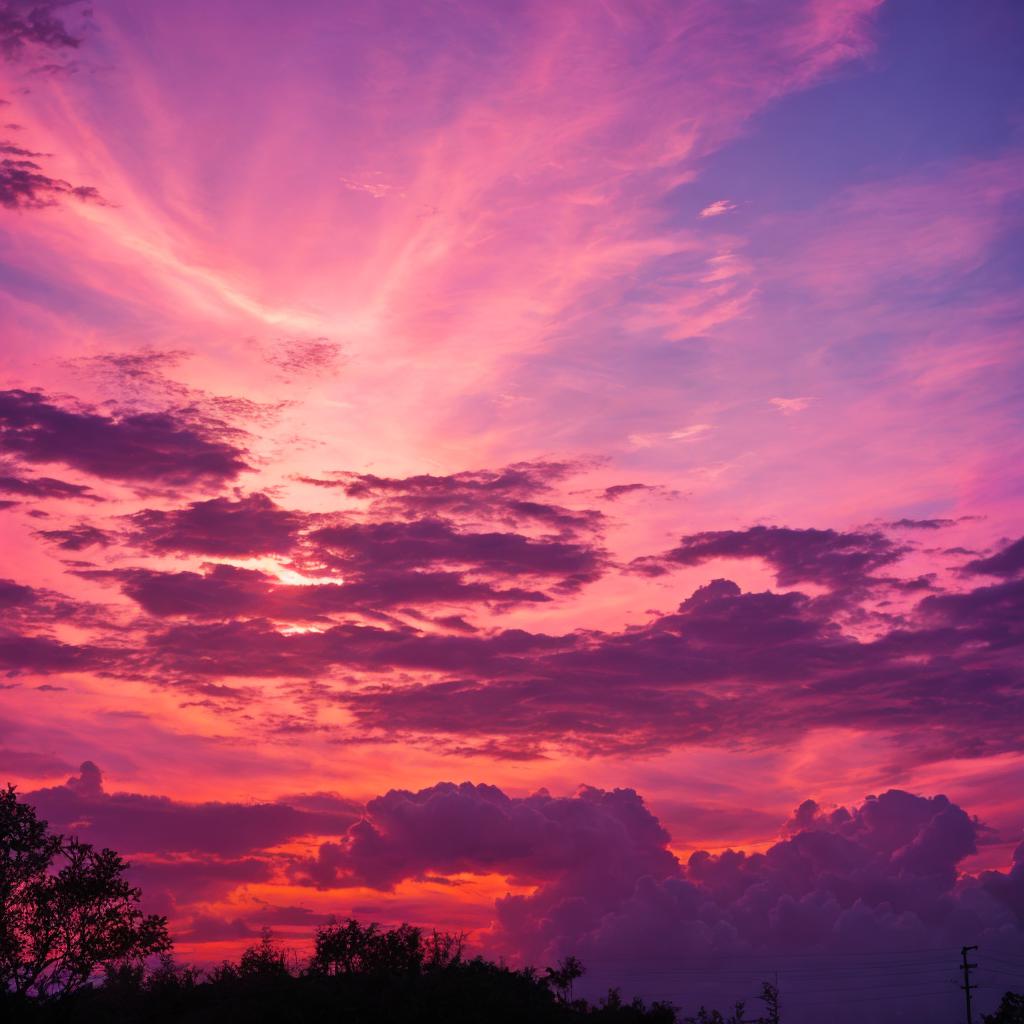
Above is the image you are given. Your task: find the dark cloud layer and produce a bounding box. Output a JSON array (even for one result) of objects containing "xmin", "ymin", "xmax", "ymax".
[
  {"xmin": 127, "ymin": 493, "xmax": 306, "ymax": 556},
  {"xmin": 0, "ymin": 628, "xmax": 101, "ymax": 674},
  {"xmin": 311, "ymin": 518, "xmax": 605, "ymax": 592},
  {"xmin": 27, "ymin": 762, "xmax": 360, "ymax": 859},
  {"xmin": 633, "ymin": 525, "xmax": 906, "ymax": 591},
  {"xmin": 107, "ymin": 563, "xmax": 549, "ymax": 620},
  {"xmin": 0, "ymin": 389, "xmax": 249, "ymax": 485},
  {"xmin": 0, "ymin": 469, "xmax": 99, "ymax": 499},
  {"xmin": 963, "ymin": 536, "xmax": 1024, "ymax": 578},
  {"xmin": 96, "ymin": 560, "xmax": 1024, "ymax": 762}
]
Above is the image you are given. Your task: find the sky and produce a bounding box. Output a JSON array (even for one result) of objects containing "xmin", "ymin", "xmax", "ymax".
[{"xmin": 1, "ymin": 0, "xmax": 1024, "ymax": 1019}]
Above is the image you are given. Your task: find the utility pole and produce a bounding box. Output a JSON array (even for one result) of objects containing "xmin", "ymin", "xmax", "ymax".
[{"xmin": 961, "ymin": 945, "xmax": 978, "ymax": 1024}]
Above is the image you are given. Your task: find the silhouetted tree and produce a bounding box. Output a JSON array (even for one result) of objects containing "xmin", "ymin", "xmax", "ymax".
[
  {"xmin": 238, "ymin": 928, "xmax": 289, "ymax": 978},
  {"xmin": 985, "ymin": 992, "xmax": 1024, "ymax": 1024},
  {"xmin": 0, "ymin": 784, "xmax": 170, "ymax": 1000},
  {"xmin": 756, "ymin": 981, "xmax": 780, "ymax": 1024},
  {"xmin": 683, "ymin": 1001, "xmax": 747, "ymax": 1024},
  {"xmin": 311, "ymin": 918, "xmax": 425, "ymax": 975},
  {"xmin": 599, "ymin": 987, "xmax": 677, "ymax": 1022},
  {"xmin": 424, "ymin": 927, "xmax": 467, "ymax": 968},
  {"xmin": 547, "ymin": 954, "xmax": 585, "ymax": 1002}
]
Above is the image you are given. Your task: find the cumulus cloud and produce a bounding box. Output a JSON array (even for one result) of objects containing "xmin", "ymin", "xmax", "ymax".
[
  {"xmin": 0, "ymin": 389, "xmax": 249, "ymax": 485},
  {"xmin": 290, "ymin": 781, "xmax": 676, "ymax": 893},
  {"xmin": 287, "ymin": 780, "xmax": 1024, "ymax": 1022}
]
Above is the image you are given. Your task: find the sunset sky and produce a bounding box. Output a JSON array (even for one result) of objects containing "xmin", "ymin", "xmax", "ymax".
[{"xmin": 2, "ymin": 1, "xmax": 1024, "ymax": 1019}]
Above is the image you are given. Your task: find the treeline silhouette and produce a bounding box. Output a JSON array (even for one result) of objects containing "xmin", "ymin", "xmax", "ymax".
[{"xmin": 4, "ymin": 784, "xmax": 1023, "ymax": 1023}]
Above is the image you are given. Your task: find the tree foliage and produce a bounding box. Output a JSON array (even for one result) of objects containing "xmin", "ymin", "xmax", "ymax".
[
  {"xmin": 985, "ymin": 992, "xmax": 1024, "ymax": 1024},
  {"xmin": 0, "ymin": 784, "xmax": 170, "ymax": 1000}
]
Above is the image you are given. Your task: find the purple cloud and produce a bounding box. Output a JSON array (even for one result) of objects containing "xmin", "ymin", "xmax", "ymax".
[
  {"xmin": 310, "ymin": 518, "xmax": 606, "ymax": 591},
  {"xmin": 0, "ymin": 389, "xmax": 248, "ymax": 485},
  {"xmin": 106, "ymin": 563, "xmax": 550, "ymax": 619},
  {"xmin": 127, "ymin": 493, "xmax": 305, "ymax": 556},
  {"xmin": 0, "ymin": 148, "xmax": 103, "ymax": 209},
  {"xmin": 0, "ymin": 629, "xmax": 103, "ymax": 674},
  {"xmin": 0, "ymin": 577, "xmax": 35, "ymax": 608},
  {"xmin": 291, "ymin": 781, "xmax": 676, "ymax": 893},
  {"xmin": 888, "ymin": 517, "xmax": 956, "ymax": 530},
  {"xmin": 25, "ymin": 761, "xmax": 361, "ymax": 858},
  {"xmin": 962, "ymin": 536, "xmax": 1024, "ymax": 578},
  {"xmin": 633, "ymin": 525, "xmax": 906, "ymax": 590},
  {"xmin": 37, "ymin": 522, "xmax": 112, "ymax": 550},
  {"xmin": 0, "ymin": 470, "xmax": 99, "ymax": 500},
  {"xmin": 0, "ymin": 1, "xmax": 82, "ymax": 57},
  {"xmin": 303, "ymin": 461, "xmax": 601, "ymax": 536}
]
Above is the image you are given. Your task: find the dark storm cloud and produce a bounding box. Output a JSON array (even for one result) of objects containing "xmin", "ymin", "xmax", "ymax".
[
  {"xmin": 633, "ymin": 525, "xmax": 906, "ymax": 590},
  {"xmin": 0, "ymin": 389, "xmax": 249, "ymax": 485},
  {"xmin": 127, "ymin": 493, "xmax": 306, "ymax": 556}
]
